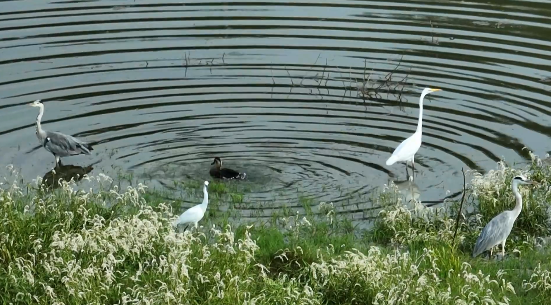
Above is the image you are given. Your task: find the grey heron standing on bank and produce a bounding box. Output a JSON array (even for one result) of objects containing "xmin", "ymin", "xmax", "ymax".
[
  {"xmin": 29, "ymin": 100, "xmax": 94, "ymax": 166},
  {"xmin": 472, "ymin": 175, "xmax": 537, "ymax": 258}
]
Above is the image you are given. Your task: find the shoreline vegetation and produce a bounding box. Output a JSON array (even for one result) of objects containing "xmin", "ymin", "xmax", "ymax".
[{"xmin": 2, "ymin": 152, "xmax": 551, "ymax": 304}]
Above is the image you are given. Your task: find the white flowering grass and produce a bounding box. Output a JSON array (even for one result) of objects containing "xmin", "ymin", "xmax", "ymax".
[
  {"xmin": 523, "ymin": 261, "xmax": 551, "ymax": 297},
  {"xmin": 1, "ymin": 162, "xmax": 550, "ymax": 304},
  {"xmin": 308, "ymin": 247, "xmax": 518, "ymax": 305},
  {"xmin": 1, "ymin": 174, "xmax": 317, "ymax": 304}
]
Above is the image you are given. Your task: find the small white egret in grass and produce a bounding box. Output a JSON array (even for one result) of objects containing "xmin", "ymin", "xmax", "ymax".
[
  {"xmin": 385, "ymin": 88, "xmax": 442, "ymax": 179},
  {"xmin": 173, "ymin": 181, "xmax": 209, "ymax": 231},
  {"xmin": 472, "ymin": 175, "xmax": 537, "ymax": 258}
]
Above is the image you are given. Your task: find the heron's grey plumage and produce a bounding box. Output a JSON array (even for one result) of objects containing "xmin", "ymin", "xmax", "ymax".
[
  {"xmin": 472, "ymin": 175, "xmax": 536, "ymax": 258},
  {"xmin": 30, "ymin": 100, "xmax": 93, "ymax": 166},
  {"xmin": 43, "ymin": 131, "xmax": 93, "ymax": 157},
  {"xmin": 472, "ymin": 212, "xmax": 515, "ymax": 257}
]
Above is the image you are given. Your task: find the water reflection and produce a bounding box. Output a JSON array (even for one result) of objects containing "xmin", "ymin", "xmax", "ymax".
[
  {"xmin": 42, "ymin": 162, "xmax": 95, "ymax": 190},
  {"xmin": 394, "ymin": 175, "xmax": 421, "ymax": 205},
  {"xmin": 391, "ymin": 175, "xmax": 433, "ymax": 222},
  {"xmin": 0, "ymin": 0, "xmax": 550, "ymax": 214}
]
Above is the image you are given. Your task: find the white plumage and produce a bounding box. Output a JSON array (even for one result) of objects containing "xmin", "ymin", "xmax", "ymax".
[
  {"xmin": 386, "ymin": 88, "xmax": 442, "ymax": 179},
  {"xmin": 173, "ymin": 181, "xmax": 210, "ymax": 230}
]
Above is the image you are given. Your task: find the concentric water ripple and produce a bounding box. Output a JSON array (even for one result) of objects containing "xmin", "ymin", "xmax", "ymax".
[{"xmin": 2, "ymin": 0, "xmax": 551, "ymax": 219}]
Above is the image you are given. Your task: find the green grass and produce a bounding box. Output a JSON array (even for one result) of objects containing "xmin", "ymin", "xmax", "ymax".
[{"xmin": 1, "ymin": 154, "xmax": 551, "ymax": 304}]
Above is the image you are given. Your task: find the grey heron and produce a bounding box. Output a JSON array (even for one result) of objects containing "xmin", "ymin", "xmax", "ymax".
[
  {"xmin": 29, "ymin": 100, "xmax": 94, "ymax": 166},
  {"xmin": 472, "ymin": 175, "xmax": 537, "ymax": 258},
  {"xmin": 386, "ymin": 88, "xmax": 442, "ymax": 180},
  {"xmin": 173, "ymin": 181, "xmax": 210, "ymax": 231}
]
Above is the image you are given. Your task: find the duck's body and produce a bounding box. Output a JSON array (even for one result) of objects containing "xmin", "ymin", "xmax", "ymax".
[
  {"xmin": 210, "ymin": 167, "xmax": 242, "ymax": 179},
  {"xmin": 209, "ymin": 157, "xmax": 246, "ymax": 180}
]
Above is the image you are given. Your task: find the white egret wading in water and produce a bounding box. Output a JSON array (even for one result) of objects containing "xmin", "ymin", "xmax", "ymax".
[
  {"xmin": 385, "ymin": 88, "xmax": 442, "ymax": 179},
  {"xmin": 472, "ymin": 175, "xmax": 536, "ymax": 258},
  {"xmin": 173, "ymin": 181, "xmax": 210, "ymax": 231},
  {"xmin": 29, "ymin": 100, "xmax": 94, "ymax": 166}
]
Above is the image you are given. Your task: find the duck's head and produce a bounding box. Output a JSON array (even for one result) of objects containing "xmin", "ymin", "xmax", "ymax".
[{"xmin": 211, "ymin": 157, "xmax": 222, "ymax": 167}]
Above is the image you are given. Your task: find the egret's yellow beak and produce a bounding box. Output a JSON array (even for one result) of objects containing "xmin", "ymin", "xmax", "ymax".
[{"xmin": 430, "ymin": 88, "xmax": 442, "ymax": 92}]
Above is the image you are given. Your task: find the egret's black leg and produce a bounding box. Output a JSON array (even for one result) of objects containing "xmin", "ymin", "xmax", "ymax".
[
  {"xmin": 405, "ymin": 163, "xmax": 409, "ymax": 178},
  {"xmin": 183, "ymin": 225, "xmax": 189, "ymax": 232},
  {"xmin": 412, "ymin": 161, "xmax": 415, "ymax": 181}
]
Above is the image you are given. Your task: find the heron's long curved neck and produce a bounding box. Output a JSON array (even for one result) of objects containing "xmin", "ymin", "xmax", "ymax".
[
  {"xmin": 201, "ymin": 185, "xmax": 209, "ymax": 208},
  {"xmin": 512, "ymin": 181, "xmax": 523, "ymax": 217},
  {"xmin": 416, "ymin": 93, "xmax": 427, "ymax": 133},
  {"xmin": 35, "ymin": 105, "xmax": 46, "ymax": 138}
]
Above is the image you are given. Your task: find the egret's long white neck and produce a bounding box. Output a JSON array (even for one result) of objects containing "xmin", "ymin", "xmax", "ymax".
[
  {"xmin": 201, "ymin": 185, "xmax": 209, "ymax": 208},
  {"xmin": 35, "ymin": 104, "xmax": 46, "ymax": 138},
  {"xmin": 416, "ymin": 92, "xmax": 428, "ymax": 133},
  {"xmin": 511, "ymin": 180, "xmax": 523, "ymax": 217}
]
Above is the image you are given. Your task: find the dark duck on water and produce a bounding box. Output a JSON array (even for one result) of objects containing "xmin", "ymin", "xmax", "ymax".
[{"xmin": 209, "ymin": 157, "xmax": 246, "ymax": 180}]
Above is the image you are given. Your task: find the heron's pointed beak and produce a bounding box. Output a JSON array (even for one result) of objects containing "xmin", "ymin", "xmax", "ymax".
[
  {"xmin": 430, "ymin": 88, "xmax": 442, "ymax": 92},
  {"xmin": 528, "ymin": 180, "xmax": 538, "ymax": 185}
]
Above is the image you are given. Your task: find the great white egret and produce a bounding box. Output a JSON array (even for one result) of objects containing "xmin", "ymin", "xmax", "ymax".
[
  {"xmin": 29, "ymin": 100, "xmax": 94, "ymax": 166},
  {"xmin": 173, "ymin": 181, "xmax": 210, "ymax": 231},
  {"xmin": 472, "ymin": 175, "xmax": 536, "ymax": 258},
  {"xmin": 385, "ymin": 88, "xmax": 442, "ymax": 179}
]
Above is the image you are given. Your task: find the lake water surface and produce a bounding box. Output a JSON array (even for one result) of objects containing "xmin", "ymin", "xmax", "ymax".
[{"xmin": 1, "ymin": 0, "xmax": 551, "ymax": 214}]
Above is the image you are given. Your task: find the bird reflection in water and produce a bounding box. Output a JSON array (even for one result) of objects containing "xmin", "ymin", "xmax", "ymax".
[
  {"xmin": 394, "ymin": 175, "xmax": 421, "ymax": 204},
  {"xmin": 392, "ymin": 174, "xmax": 434, "ymax": 222},
  {"xmin": 42, "ymin": 161, "xmax": 95, "ymax": 190}
]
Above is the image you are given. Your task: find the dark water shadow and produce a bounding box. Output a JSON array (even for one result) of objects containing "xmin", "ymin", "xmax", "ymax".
[{"xmin": 41, "ymin": 161, "xmax": 98, "ymax": 190}]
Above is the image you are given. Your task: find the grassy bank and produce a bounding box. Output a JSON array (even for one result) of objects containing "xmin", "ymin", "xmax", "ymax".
[{"xmin": 1, "ymin": 154, "xmax": 551, "ymax": 304}]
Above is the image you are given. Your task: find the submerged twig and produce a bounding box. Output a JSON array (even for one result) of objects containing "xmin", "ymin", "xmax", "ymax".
[
  {"xmin": 453, "ymin": 168, "xmax": 467, "ymax": 245},
  {"xmin": 183, "ymin": 52, "xmax": 190, "ymax": 77},
  {"xmin": 285, "ymin": 66, "xmax": 294, "ymax": 93}
]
